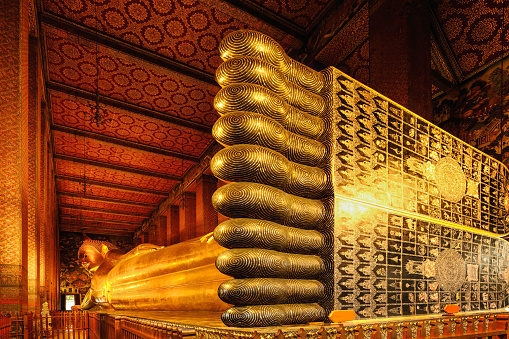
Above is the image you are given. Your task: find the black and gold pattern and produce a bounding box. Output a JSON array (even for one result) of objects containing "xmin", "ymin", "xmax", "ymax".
[
  {"xmin": 214, "ymin": 83, "xmax": 325, "ymax": 139},
  {"xmin": 212, "ymin": 112, "xmax": 326, "ymax": 166},
  {"xmin": 214, "ymin": 219, "xmax": 324, "ymax": 254},
  {"xmin": 213, "ymin": 182, "xmax": 326, "ymax": 229},
  {"xmin": 221, "ymin": 303, "xmax": 327, "ymax": 328},
  {"xmin": 216, "ymin": 249, "xmax": 324, "ymax": 278},
  {"xmin": 218, "ymin": 278, "xmax": 324, "ymax": 305},
  {"xmin": 213, "ymin": 30, "xmax": 332, "ymax": 327},
  {"xmin": 211, "ymin": 145, "xmax": 328, "ymax": 199}
]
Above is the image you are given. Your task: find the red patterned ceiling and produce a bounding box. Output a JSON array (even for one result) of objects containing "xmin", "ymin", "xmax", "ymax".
[
  {"xmin": 41, "ymin": 0, "xmax": 299, "ymax": 73},
  {"xmin": 60, "ymin": 217, "xmax": 138, "ymax": 231},
  {"xmin": 60, "ymin": 207, "xmax": 147, "ymax": 223},
  {"xmin": 57, "ymin": 178, "xmax": 165, "ymax": 205},
  {"xmin": 55, "ymin": 158, "xmax": 177, "ymax": 192},
  {"xmin": 50, "ymin": 90, "xmax": 214, "ymax": 156},
  {"xmin": 249, "ymin": 0, "xmax": 330, "ymax": 27},
  {"xmin": 58, "ymin": 195, "xmax": 154, "ymax": 215},
  {"xmin": 53, "ymin": 130, "xmax": 195, "ymax": 176},
  {"xmin": 44, "ymin": 26, "xmax": 219, "ymax": 125},
  {"xmin": 432, "ymin": 0, "xmax": 507, "ymax": 76}
]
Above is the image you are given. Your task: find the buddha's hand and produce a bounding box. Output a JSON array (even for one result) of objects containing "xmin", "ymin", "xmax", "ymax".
[{"xmin": 80, "ymin": 289, "xmax": 95, "ymax": 310}]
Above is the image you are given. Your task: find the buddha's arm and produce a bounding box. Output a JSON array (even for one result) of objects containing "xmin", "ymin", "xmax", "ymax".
[{"xmin": 120, "ymin": 243, "xmax": 163, "ymax": 261}]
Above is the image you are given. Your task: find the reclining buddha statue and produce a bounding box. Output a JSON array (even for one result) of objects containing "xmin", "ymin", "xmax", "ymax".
[{"xmin": 79, "ymin": 29, "xmax": 509, "ymax": 328}]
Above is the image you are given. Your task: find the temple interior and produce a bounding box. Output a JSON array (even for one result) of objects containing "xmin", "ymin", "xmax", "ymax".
[{"xmin": 2, "ymin": 0, "xmax": 509, "ymax": 336}]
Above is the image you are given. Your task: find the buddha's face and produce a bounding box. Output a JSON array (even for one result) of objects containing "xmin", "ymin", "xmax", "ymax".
[{"xmin": 78, "ymin": 246, "xmax": 104, "ymax": 272}]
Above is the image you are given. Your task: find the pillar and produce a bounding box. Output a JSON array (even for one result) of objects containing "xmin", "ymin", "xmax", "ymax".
[
  {"xmin": 179, "ymin": 192, "xmax": 196, "ymax": 242},
  {"xmin": 369, "ymin": 0, "xmax": 431, "ymax": 120},
  {"xmin": 0, "ymin": 0, "xmax": 30, "ymax": 313},
  {"xmin": 148, "ymin": 225, "xmax": 157, "ymax": 245},
  {"xmin": 168, "ymin": 205, "xmax": 179, "ymax": 245},
  {"xmin": 27, "ymin": 34, "xmax": 39, "ymax": 312},
  {"xmin": 195, "ymin": 175, "xmax": 218, "ymax": 236},
  {"xmin": 156, "ymin": 216, "xmax": 167, "ymax": 246}
]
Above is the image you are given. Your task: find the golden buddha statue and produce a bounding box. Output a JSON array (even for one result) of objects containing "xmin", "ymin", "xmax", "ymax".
[{"xmin": 77, "ymin": 234, "xmax": 231, "ymax": 311}]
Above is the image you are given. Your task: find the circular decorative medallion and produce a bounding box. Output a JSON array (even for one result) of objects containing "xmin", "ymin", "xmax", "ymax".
[
  {"xmin": 434, "ymin": 157, "xmax": 467, "ymax": 203},
  {"xmin": 435, "ymin": 248, "xmax": 466, "ymax": 292}
]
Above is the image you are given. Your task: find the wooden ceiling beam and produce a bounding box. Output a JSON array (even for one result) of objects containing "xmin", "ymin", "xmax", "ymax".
[
  {"xmin": 53, "ymin": 153, "xmax": 181, "ymax": 181},
  {"xmin": 60, "ymin": 215, "xmax": 141, "ymax": 225},
  {"xmin": 58, "ymin": 192, "xmax": 158, "ymax": 207},
  {"xmin": 47, "ymin": 81, "xmax": 212, "ymax": 133},
  {"xmin": 39, "ymin": 12, "xmax": 216, "ymax": 85},
  {"xmin": 59, "ymin": 204, "xmax": 150, "ymax": 217},
  {"xmin": 52, "ymin": 124, "xmax": 200, "ymax": 163},
  {"xmin": 220, "ymin": 0, "xmax": 306, "ymax": 40},
  {"xmin": 60, "ymin": 224, "xmax": 136, "ymax": 235},
  {"xmin": 56, "ymin": 175, "xmax": 168, "ymax": 196}
]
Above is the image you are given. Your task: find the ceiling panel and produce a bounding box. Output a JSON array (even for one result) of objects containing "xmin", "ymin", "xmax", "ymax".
[
  {"xmin": 53, "ymin": 130, "xmax": 196, "ymax": 176},
  {"xmin": 58, "ymin": 195, "xmax": 155, "ymax": 215},
  {"xmin": 60, "ymin": 217, "xmax": 139, "ymax": 231},
  {"xmin": 54, "ymin": 158, "xmax": 177, "ymax": 192},
  {"xmin": 433, "ymin": 0, "xmax": 506, "ymax": 76},
  {"xmin": 56, "ymin": 178, "xmax": 166, "ymax": 204},
  {"xmin": 42, "ymin": 0, "xmax": 252, "ymax": 74},
  {"xmin": 50, "ymin": 90, "xmax": 215, "ymax": 156},
  {"xmin": 248, "ymin": 0, "xmax": 330, "ymax": 27},
  {"xmin": 60, "ymin": 207, "xmax": 148, "ymax": 223},
  {"xmin": 44, "ymin": 26, "xmax": 220, "ymax": 125}
]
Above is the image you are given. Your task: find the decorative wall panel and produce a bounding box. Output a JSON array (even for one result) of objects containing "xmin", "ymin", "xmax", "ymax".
[{"xmin": 331, "ymin": 69, "xmax": 509, "ymax": 318}]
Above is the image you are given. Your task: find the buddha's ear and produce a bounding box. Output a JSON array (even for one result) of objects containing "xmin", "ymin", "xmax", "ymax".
[{"xmin": 101, "ymin": 244, "xmax": 109, "ymax": 256}]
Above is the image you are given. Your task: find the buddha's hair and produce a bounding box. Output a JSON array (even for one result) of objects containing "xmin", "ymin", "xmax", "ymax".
[{"xmin": 78, "ymin": 238, "xmax": 118, "ymax": 256}]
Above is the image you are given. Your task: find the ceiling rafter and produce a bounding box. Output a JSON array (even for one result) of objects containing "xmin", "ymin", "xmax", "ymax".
[
  {"xmin": 60, "ymin": 215, "xmax": 141, "ymax": 225},
  {"xmin": 59, "ymin": 204, "xmax": 150, "ymax": 217},
  {"xmin": 221, "ymin": 0, "xmax": 306, "ymax": 40},
  {"xmin": 39, "ymin": 12, "xmax": 217, "ymax": 85},
  {"xmin": 429, "ymin": 4, "xmax": 463, "ymax": 83},
  {"xmin": 47, "ymin": 81, "xmax": 212, "ymax": 133},
  {"xmin": 52, "ymin": 124, "xmax": 200, "ymax": 163},
  {"xmin": 59, "ymin": 225, "xmax": 137, "ymax": 235},
  {"xmin": 58, "ymin": 192, "xmax": 158, "ymax": 207},
  {"xmin": 56, "ymin": 175, "xmax": 169, "ymax": 196},
  {"xmin": 53, "ymin": 154, "xmax": 182, "ymax": 181}
]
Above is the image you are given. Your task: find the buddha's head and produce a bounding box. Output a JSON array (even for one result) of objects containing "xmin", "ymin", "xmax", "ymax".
[{"xmin": 78, "ymin": 237, "xmax": 118, "ymax": 272}]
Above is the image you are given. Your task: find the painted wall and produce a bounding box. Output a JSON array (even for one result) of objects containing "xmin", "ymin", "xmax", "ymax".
[{"xmin": 433, "ymin": 58, "xmax": 509, "ymax": 164}]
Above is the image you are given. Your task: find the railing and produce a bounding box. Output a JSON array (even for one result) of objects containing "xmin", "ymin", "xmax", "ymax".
[{"xmin": 1, "ymin": 311, "xmax": 508, "ymax": 339}]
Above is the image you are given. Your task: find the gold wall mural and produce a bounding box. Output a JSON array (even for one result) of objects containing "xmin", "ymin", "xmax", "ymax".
[{"xmin": 433, "ymin": 57, "xmax": 509, "ymax": 165}]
